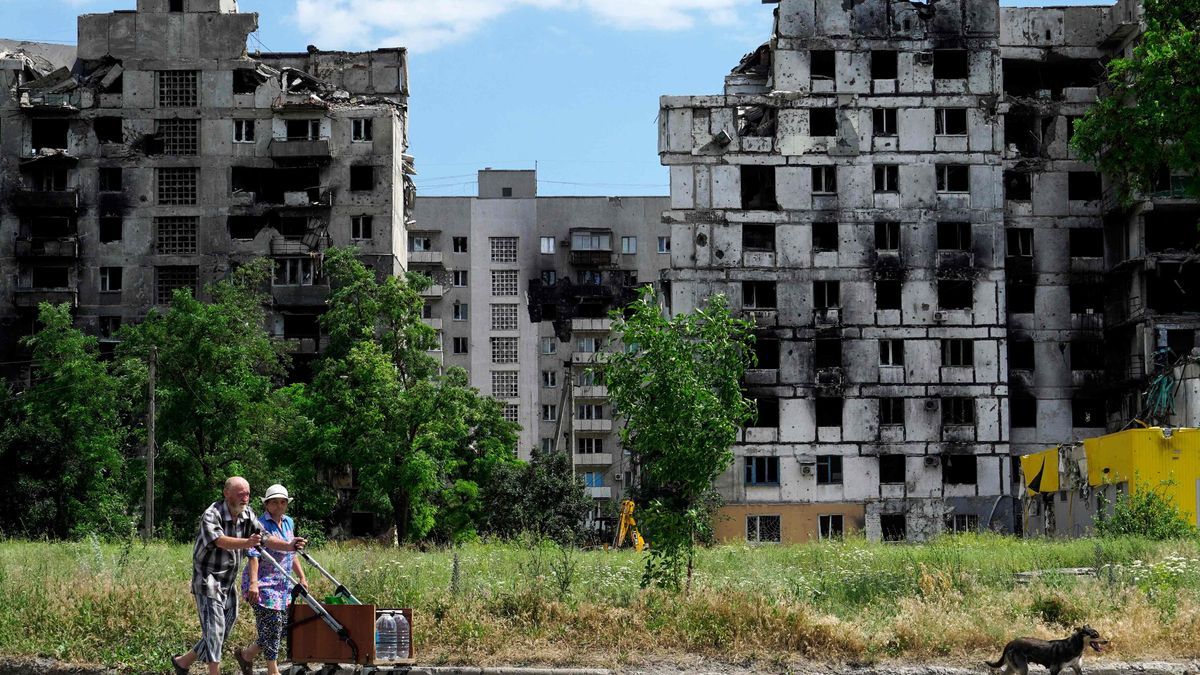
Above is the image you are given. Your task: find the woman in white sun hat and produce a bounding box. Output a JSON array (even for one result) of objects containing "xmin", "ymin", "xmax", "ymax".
[{"xmin": 233, "ymin": 484, "xmax": 308, "ymax": 675}]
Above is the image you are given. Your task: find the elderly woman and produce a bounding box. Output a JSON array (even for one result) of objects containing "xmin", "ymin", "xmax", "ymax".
[{"xmin": 233, "ymin": 484, "xmax": 307, "ymax": 675}]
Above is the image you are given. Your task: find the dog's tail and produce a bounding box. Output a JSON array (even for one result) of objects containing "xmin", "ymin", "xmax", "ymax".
[{"xmin": 984, "ymin": 656, "xmax": 1006, "ymax": 669}]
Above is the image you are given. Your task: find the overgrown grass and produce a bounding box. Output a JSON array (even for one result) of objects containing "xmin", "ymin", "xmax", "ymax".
[{"xmin": 2, "ymin": 535, "xmax": 1199, "ymax": 672}]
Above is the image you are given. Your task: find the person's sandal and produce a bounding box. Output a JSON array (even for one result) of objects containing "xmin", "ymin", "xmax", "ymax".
[
  {"xmin": 234, "ymin": 648, "xmax": 253, "ymax": 675},
  {"xmin": 170, "ymin": 655, "xmax": 189, "ymax": 675}
]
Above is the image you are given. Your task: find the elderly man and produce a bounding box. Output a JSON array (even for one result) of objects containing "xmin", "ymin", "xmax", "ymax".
[{"xmin": 171, "ymin": 477, "xmax": 305, "ymax": 675}]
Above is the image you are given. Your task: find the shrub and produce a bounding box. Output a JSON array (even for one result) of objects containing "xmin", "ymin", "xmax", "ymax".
[{"xmin": 1095, "ymin": 482, "xmax": 1197, "ymax": 540}]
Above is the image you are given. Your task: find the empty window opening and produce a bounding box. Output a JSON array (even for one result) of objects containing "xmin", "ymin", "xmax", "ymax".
[
  {"xmin": 939, "ymin": 280, "xmax": 973, "ymax": 310},
  {"xmin": 873, "ymin": 108, "xmax": 897, "ymax": 136},
  {"xmin": 233, "ymin": 69, "xmax": 264, "ymax": 95},
  {"xmin": 1072, "ymin": 398, "xmax": 1105, "ymax": 427},
  {"xmin": 274, "ymin": 258, "xmax": 316, "ymax": 286},
  {"xmin": 936, "ymin": 164, "xmax": 969, "ymax": 193},
  {"xmin": 876, "ymin": 221, "xmax": 901, "ymax": 250},
  {"xmin": 938, "ymin": 222, "xmax": 971, "ymax": 250},
  {"xmin": 812, "ymin": 166, "xmax": 838, "ymax": 194},
  {"xmin": 1008, "ymin": 228, "xmax": 1034, "ymax": 257},
  {"xmin": 99, "ymin": 216, "xmax": 122, "ymax": 243},
  {"xmin": 751, "ymin": 396, "xmax": 780, "ymax": 427},
  {"xmin": 29, "ymin": 167, "xmax": 68, "ymax": 191},
  {"xmin": 1012, "ymin": 396, "xmax": 1037, "ymax": 428},
  {"xmin": 169, "ymin": 0, "xmax": 184, "ymax": 11},
  {"xmin": 933, "ymin": 49, "xmax": 969, "ymax": 79},
  {"xmin": 1146, "ymin": 211, "xmax": 1200, "ymax": 252},
  {"xmin": 1005, "ymin": 171, "xmax": 1032, "ymax": 201},
  {"xmin": 743, "ymin": 224, "xmax": 775, "ymax": 252},
  {"xmin": 814, "ymin": 280, "xmax": 840, "ymax": 309},
  {"xmin": 352, "ymin": 119, "xmax": 373, "ymax": 142},
  {"xmin": 452, "ymin": 236, "xmax": 468, "ymax": 253},
  {"xmin": 881, "ymin": 514, "xmax": 906, "ymax": 542},
  {"xmin": 942, "ymin": 338, "xmax": 974, "ymax": 367},
  {"xmin": 31, "ymin": 119, "xmax": 69, "ymax": 150},
  {"xmin": 875, "ymin": 165, "xmax": 899, "ymax": 192},
  {"xmin": 1069, "ymin": 229, "xmax": 1104, "ymax": 258},
  {"xmin": 880, "ymin": 339, "xmax": 905, "ymax": 366},
  {"xmin": 157, "ymin": 118, "xmax": 198, "ymax": 155},
  {"xmin": 943, "ymin": 456, "xmax": 977, "ymax": 484},
  {"xmin": 27, "ymin": 216, "xmax": 72, "ymax": 237},
  {"xmin": 1004, "ymin": 109, "xmax": 1042, "ymax": 156},
  {"xmin": 810, "ymin": 108, "xmax": 838, "ymax": 136},
  {"xmin": 227, "ymin": 216, "xmax": 263, "ymax": 240},
  {"xmin": 275, "ymin": 217, "xmax": 309, "ymax": 240},
  {"xmin": 871, "ymin": 50, "xmax": 897, "ymax": 79},
  {"xmin": 1008, "ymin": 282, "xmax": 1035, "ymax": 313},
  {"xmin": 935, "ymin": 108, "xmax": 968, "ymax": 135},
  {"xmin": 1071, "ymin": 340, "xmax": 1105, "ymax": 371},
  {"xmin": 285, "ymin": 119, "xmax": 321, "ymax": 141},
  {"xmin": 156, "ymin": 265, "xmax": 198, "ymax": 304},
  {"xmin": 738, "ymin": 105, "xmax": 777, "ymax": 137},
  {"xmin": 745, "ymin": 456, "xmax": 780, "ymax": 485},
  {"xmin": 1168, "ymin": 329, "xmax": 1196, "ymax": 357},
  {"xmin": 98, "ymin": 316, "xmax": 121, "ymax": 338},
  {"xmin": 1009, "ymin": 339, "xmax": 1035, "ymax": 370},
  {"xmin": 811, "ymin": 50, "xmax": 836, "ymax": 80},
  {"xmin": 1069, "ymin": 284, "xmax": 1103, "ymax": 314},
  {"xmin": 94, "ymin": 117, "xmax": 122, "ymax": 144},
  {"xmin": 743, "ymin": 281, "xmax": 777, "ymax": 309},
  {"xmin": 815, "ymin": 399, "xmax": 843, "ymax": 429},
  {"xmin": 814, "ymin": 338, "xmax": 842, "ymax": 369},
  {"xmin": 754, "ymin": 337, "xmax": 780, "ymax": 369},
  {"xmin": 1002, "ymin": 57, "xmax": 1103, "ymax": 99},
  {"xmin": 31, "ymin": 266, "xmax": 69, "ymax": 288},
  {"xmin": 98, "ymin": 167, "xmax": 122, "ymax": 192},
  {"xmin": 158, "ymin": 70, "xmax": 198, "ymax": 108},
  {"xmin": 876, "ymin": 280, "xmax": 901, "ymax": 310},
  {"xmin": 816, "ymin": 454, "xmax": 842, "ymax": 483},
  {"xmin": 819, "ymin": 514, "xmax": 844, "ymax": 540},
  {"xmin": 1068, "ymin": 172, "xmax": 1102, "ymax": 201},
  {"xmin": 741, "ymin": 165, "xmax": 777, "ymax": 210},
  {"xmin": 942, "ymin": 397, "xmax": 975, "ymax": 426},
  {"xmin": 1150, "ymin": 263, "xmax": 1200, "ymax": 313},
  {"xmin": 350, "ymin": 165, "xmax": 374, "ymax": 191},
  {"xmin": 880, "ymin": 399, "xmax": 905, "ymax": 427},
  {"xmin": 812, "ymin": 221, "xmax": 838, "ymax": 251},
  {"xmin": 879, "ymin": 454, "xmax": 906, "ymax": 482},
  {"xmin": 282, "ymin": 314, "xmax": 321, "ymax": 339}
]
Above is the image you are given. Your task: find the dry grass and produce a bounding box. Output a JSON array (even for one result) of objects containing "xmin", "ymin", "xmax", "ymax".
[{"xmin": 2, "ymin": 535, "xmax": 1198, "ymax": 672}]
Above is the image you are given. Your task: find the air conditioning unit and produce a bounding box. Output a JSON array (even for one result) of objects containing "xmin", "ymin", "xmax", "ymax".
[
  {"xmin": 713, "ymin": 129, "xmax": 733, "ymax": 147},
  {"xmin": 917, "ymin": 51, "xmax": 935, "ymax": 65},
  {"xmin": 800, "ymin": 465, "xmax": 814, "ymax": 477},
  {"xmin": 924, "ymin": 399, "xmax": 940, "ymax": 411},
  {"xmin": 924, "ymin": 456, "xmax": 941, "ymax": 468},
  {"xmin": 933, "ymin": 311, "xmax": 947, "ymax": 322}
]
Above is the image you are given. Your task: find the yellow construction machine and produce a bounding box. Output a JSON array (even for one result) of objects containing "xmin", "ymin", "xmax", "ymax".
[{"xmin": 612, "ymin": 499, "xmax": 645, "ymax": 551}]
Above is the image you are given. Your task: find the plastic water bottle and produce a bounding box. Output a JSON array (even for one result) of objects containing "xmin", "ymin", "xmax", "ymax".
[
  {"xmin": 394, "ymin": 612, "xmax": 411, "ymax": 659},
  {"xmin": 375, "ymin": 612, "xmax": 398, "ymax": 661}
]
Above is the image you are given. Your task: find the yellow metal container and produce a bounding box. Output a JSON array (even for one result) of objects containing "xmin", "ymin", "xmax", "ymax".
[{"xmin": 1083, "ymin": 428, "xmax": 1200, "ymax": 526}]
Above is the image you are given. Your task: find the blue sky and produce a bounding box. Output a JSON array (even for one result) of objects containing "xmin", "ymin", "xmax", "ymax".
[{"xmin": 10, "ymin": 0, "xmax": 1114, "ymax": 196}]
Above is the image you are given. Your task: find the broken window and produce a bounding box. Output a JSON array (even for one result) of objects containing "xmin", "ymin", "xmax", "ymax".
[
  {"xmin": 811, "ymin": 50, "xmax": 835, "ymax": 80},
  {"xmin": 1009, "ymin": 339, "xmax": 1035, "ymax": 370},
  {"xmin": 942, "ymin": 397, "xmax": 975, "ymax": 426},
  {"xmin": 938, "ymin": 281, "xmax": 973, "ymax": 310},
  {"xmin": 98, "ymin": 167, "xmax": 122, "ymax": 192},
  {"xmin": 1068, "ymin": 171, "xmax": 1102, "ymax": 201},
  {"xmin": 933, "ymin": 50, "xmax": 969, "ymax": 79},
  {"xmin": 352, "ymin": 119, "xmax": 373, "ymax": 142},
  {"xmin": 1004, "ymin": 109, "xmax": 1041, "ymax": 156},
  {"xmin": 943, "ymin": 455, "xmax": 977, "ymax": 484},
  {"xmin": 31, "ymin": 118, "xmax": 69, "ymax": 150},
  {"xmin": 1005, "ymin": 171, "xmax": 1032, "ymax": 201},
  {"xmin": 1002, "ymin": 58, "xmax": 1103, "ymax": 99},
  {"xmin": 942, "ymin": 339, "xmax": 974, "ymax": 367},
  {"xmin": 873, "ymin": 108, "xmax": 897, "ymax": 137},
  {"xmin": 881, "ymin": 514, "xmax": 906, "ymax": 542},
  {"xmin": 94, "ymin": 117, "xmax": 122, "ymax": 144},
  {"xmin": 814, "ymin": 280, "xmax": 840, "ymax": 309},
  {"xmin": 1011, "ymin": 396, "xmax": 1037, "ymax": 428},
  {"xmin": 1070, "ymin": 340, "xmax": 1105, "ymax": 371},
  {"xmin": 169, "ymin": 0, "xmax": 184, "ymax": 11},
  {"xmin": 1008, "ymin": 228, "xmax": 1034, "ymax": 257},
  {"xmin": 936, "ymin": 165, "xmax": 969, "ymax": 193},
  {"xmin": 879, "ymin": 454, "xmax": 906, "ymax": 482},
  {"xmin": 1068, "ymin": 284, "xmax": 1103, "ymax": 314},
  {"xmin": 155, "ymin": 216, "xmax": 198, "ymax": 254},
  {"xmin": 1146, "ymin": 211, "xmax": 1200, "ymax": 252},
  {"xmin": 99, "ymin": 266, "xmax": 122, "ymax": 293},
  {"xmin": 157, "ymin": 167, "xmax": 198, "ymax": 205},
  {"xmin": 815, "ymin": 453, "xmax": 843, "ymax": 481},
  {"xmin": 1072, "ymin": 398, "xmax": 1105, "ymax": 427},
  {"xmin": 812, "ymin": 221, "xmax": 838, "ymax": 251},
  {"xmin": 880, "ymin": 399, "xmax": 905, "ymax": 427},
  {"xmin": 745, "ymin": 456, "xmax": 779, "ymax": 485},
  {"xmin": 743, "ymin": 281, "xmax": 777, "ymax": 309},
  {"xmin": 99, "ymin": 316, "xmax": 122, "ymax": 338},
  {"xmin": 29, "ymin": 266, "xmax": 68, "ymax": 288},
  {"xmin": 30, "ymin": 167, "xmax": 68, "ymax": 191},
  {"xmin": 937, "ymin": 222, "xmax": 971, "ymax": 250},
  {"xmin": 876, "ymin": 281, "xmax": 901, "ymax": 310},
  {"xmin": 234, "ymin": 120, "xmax": 255, "ymax": 144},
  {"xmin": 814, "ymin": 338, "xmax": 842, "ymax": 369},
  {"xmin": 810, "ymin": 108, "xmax": 837, "ymax": 136},
  {"xmin": 452, "ymin": 236, "xmax": 468, "ymax": 253},
  {"xmin": 819, "ymin": 514, "xmax": 844, "ymax": 540},
  {"xmin": 871, "ymin": 50, "xmax": 897, "ymax": 79},
  {"xmin": 1069, "ymin": 229, "xmax": 1104, "ymax": 258},
  {"xmin": 1168, "ymin": 329, "xmax": 1196, "ymax": 357},
  {"xmin": 286, "ymin": 119, "xmax": 321, "ymax": 141},
  {"xmin": 812, "ymin": 166, "xmax": 838, "ymax": 194},
  {"xmin": 350, "ymin": 165, "xmax": 375, "ymax": 192},
  {"xmin": 876, "ymin": 221, "xmax": 900, "ymax": 251},
  {"xmin": 157, "ymin": 118, "xmax": 198, "ymax": 155},
  {"xmin": 743, "ymin": 224, "xmax": 775, "ymax": 252},
  {"xmin": 227, "ymin": 216, "xmax": 263, "ymax": 240},
  {"xmin": 754, "ymin": 337, "xmax": 780, "ymax": 369},
  {"xmin": 738, "ymin": 105, "xmax": 777, "ymax": 137},
  {"xmin": 816, "ymin": 396, "xmax": 844, "ymax": 427},
  {"xmin": 276, "ymin": 217, "xmax": 308, "ymax": 240},
  {"xmin": 1008, "ymin": 282, "xmax": 1035, "ymax": 313},
  {"xmin": 351, "ymin": 215, "xmax": 373, "ymax": 241},
  {"xmin": 28, "ymin": 216, "xmax": 72, "ymax": 237},
  {"xmin": 158, "ymin": 70, "xmax": 198, "ymax": 108},
  {"xmin": 233, "ymin": 68, "xmax": 263, "ymax": 95},
  {"xmin": 156, "ymin": 265, "xmax": 198, "ymax": 304},
  {"xmin": 1150, "ymin": 263, "xmax": 1200, "ymax": 312},
  {"xmin": 99, "ymin": 216, "xmax": 122, "ymax": 243},
  {"xmin": 750, "ymin": 397, "xmax": 780, "ymax": 427},
  {"xmin": 935, "ymin": 108, "xmax": 968, "ymax": 135},
  {"xmin": 274, "ymin": 257, "xmax": 316, "ymax": 286},
  {"xmin": 741, "ymin": 165, "xmax": 777, "ymax": 210},
  {"xmin": 880, "ymin": 339, "xmax": 905, "ymax": 366},
  {"xmin": 874, "ymin": 165, "xmax": 899, "ymax": 193},
  {"xmin": 746, "ymin": 515, "xmax": 781, "ymax": 543},
  {"xmin": 409, "ymin": 235, "xmax": 433, "ymax": 252}
]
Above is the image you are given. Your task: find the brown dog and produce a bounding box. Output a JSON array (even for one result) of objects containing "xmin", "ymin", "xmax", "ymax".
[{"xmin": 985, "ymin": 626, "xmax": 1106, "ymax": 675}]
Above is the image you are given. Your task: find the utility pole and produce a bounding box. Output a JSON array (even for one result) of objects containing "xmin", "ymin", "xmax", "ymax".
[{"xmin": 144, "ymin": 347, "xmax": 156, "ymax": 540}]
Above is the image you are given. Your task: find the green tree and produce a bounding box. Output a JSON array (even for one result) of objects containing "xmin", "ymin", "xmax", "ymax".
[
  {"xmin": 605, "ymin": 287, "xmax": 755, "ymax": 590},
  {"xmin": 117, "ymin": 260, "xmax": 287, "ymax": 535},
  {"xmin": 1072, "ymin": 0, "xmax": 1200, "ymax": 201},
  {"xmin": 0, "ymin": 303, "xmax": 133, "ymax": 538},
  {"xmin": 296, "ymin": 248, "xmax": 519, "ymax": 543},
  {"xmin": 479, "ymin": 449, "xmax": 593, "ymax": 544}
]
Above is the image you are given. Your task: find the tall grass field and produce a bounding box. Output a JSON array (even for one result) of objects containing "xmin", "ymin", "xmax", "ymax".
[{"xmin": 2, "ymin": 535, "xmax": 1199, "ymax": 672}]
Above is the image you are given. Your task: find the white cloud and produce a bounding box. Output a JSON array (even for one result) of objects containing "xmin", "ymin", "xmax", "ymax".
[{"xmin": 294, "ymin": 0, "xmax": 744, "ymax": 53}]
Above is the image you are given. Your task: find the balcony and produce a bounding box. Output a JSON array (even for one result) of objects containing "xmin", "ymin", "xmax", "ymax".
[
  {"xmin": 419, "ymin": 284, "xmax": 446, "ymax": 299},
  {"xmin": 276, "ymin": 337, "xmax": 320, "ymax": 354},
  {"xmin": 1070, "ymin": 311, "xmax": 1105, "ymax": 331},
  {"xmin": 269, "ymin": 238, "xmax": 323, "ymax": 256},
  {"xmin": 745, "ymin": 309, "xmax": 778, "ymax": 327},
  {"xmin": 744, "ymin": 368, "xmax": 778, "ymax": 385},
  {"xmin": 813, "ymin": 307, "xmax": 841, "ymax": 327},
  {"xmin": 15, "ymin": 237, "xmax": 79, "ymax": 258},
  {"xmin": 409, "ymin": 251, "xmax": 444, "ymax": 265},
  {"xmin": 14, "ymin": 288, "xmax": 78, "ymax": 308},
  {"xmin": 422, "ymin": 318, "xmax": 443, "ymax": 330},
  {"xmin": 268, "ymin": 139, "xmax": 331, "ymax": 159},
  {"xmin": 571, "ymin": 318, "xmax": 612, "ymax": 332},
  {"xmin": 574, "ymin": 453, "xmax": 613, "ymax": 467},
  {"xmin": 572, "ymin": 351, "xmax": 604, "ymax": 364},
  {"xmin": 271, "ymin": 284, "xmax": 330, "ymax": 306},
  {"xmin": 281, "ymin": 187, "xmax": 334, "ymax": 208},
  {"xmin": 575, "ymin": 418, "xmax": 613, "ymax": 432},
  {"xmin": 12, "ymin": 190, "xmax": 79, "ymax": 212},
  {"xmin": 586, "ymin": 486, "xmax": 613, "ymax": 499},
  {"xmin": 937, "ymin": 250, "xmax": 976, "ymax": 278},
  {"xmin": 573, "ymin": 385, "xmax": 609, "ymax": 399},
  {"xmin": 570, "ymin": 249, "xmax": 613, "ymax": 266}
]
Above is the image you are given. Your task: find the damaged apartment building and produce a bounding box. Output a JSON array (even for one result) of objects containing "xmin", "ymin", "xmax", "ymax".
[
  {"xmin": 659, "ymin": 0, "xmax": 1199, "ymax": 542},
  {"xmin": 415, "ymin": 170, "xmax": 669, "ymax": 528},
  {"xmin": 0, "ymin": 0, "xmax": 412, "ymax": 380}
]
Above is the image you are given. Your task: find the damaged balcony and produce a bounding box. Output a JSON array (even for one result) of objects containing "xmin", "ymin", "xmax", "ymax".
[
  {"xmin": 269, "ymin": 138, "xmax": 331, "ymax": 160},
  {"xmin": 11, "ymin": 188, "xmax": 79, "ymax": 212},
  {"xmin": 14, "ymin": 285, "xmax": 78, "ymax": 309},
  {"xmin": 937, "ymin": 250, "xmax": 977, "ymax": 278},
  {"xmin": 15, "ymin": 236, "xmax": 79, "ymax": 258},
  {"xmin": 569, "ymin": 229, "xmax": 614, "ymax": 266}
]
